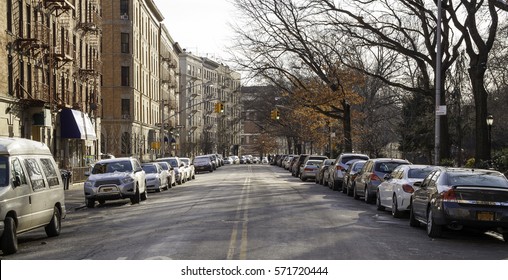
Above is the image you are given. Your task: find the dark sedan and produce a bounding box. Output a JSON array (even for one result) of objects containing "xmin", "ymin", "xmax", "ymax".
[{"xmin": 409, "ymin": 167, "xmax": 508, "ymax": 241}]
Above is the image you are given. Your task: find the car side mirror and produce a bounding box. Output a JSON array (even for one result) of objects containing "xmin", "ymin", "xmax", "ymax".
[
  {"xmin": 84, "ymin": 171, "xmax": 90, "ymax": 177},
  {"xmin": 12, "ymin": 175, "xmax": 21, "ymax": 187}
]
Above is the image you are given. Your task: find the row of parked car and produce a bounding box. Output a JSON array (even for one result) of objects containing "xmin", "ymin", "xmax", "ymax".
[
  {"xmin": 83, "ymin": 156, "xmax": 198, "ymax": 208},
  {"xmin": 273, "ymin": 153, "xmax": 508, "ymax": 242}
]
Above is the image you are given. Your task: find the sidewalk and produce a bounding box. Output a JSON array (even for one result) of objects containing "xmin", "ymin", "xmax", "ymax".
[{"xmin": 65, "ymin": 182, "xmax": 86, "ymax": 211}]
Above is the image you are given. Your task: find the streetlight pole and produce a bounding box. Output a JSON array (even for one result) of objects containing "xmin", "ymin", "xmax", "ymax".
[
  {"xmin": 486, "ymin": 114, "xmax": 494, "ymax": 160},
  {"xmin": 434, "ymin": 0, "xmax": 443, "ymax": 166}
]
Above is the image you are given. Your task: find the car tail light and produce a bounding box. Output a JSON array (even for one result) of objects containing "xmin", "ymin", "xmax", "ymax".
[
  {"xmin": 370, "ymin": 173, "xmax": 380, "ymax": 181},
  {"xmin": 304, "ymin": 167, "xmax": 314, "ymax": 171},
  {"xmin": 402, "ymin": 184, "xmax": 414, "ymax": 193},
  {"xmin": 441, "ymin": 189, "xmax": 457, "ymax": 201}
]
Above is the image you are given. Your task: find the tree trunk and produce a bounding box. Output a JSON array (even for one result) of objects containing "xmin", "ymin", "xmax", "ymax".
[
  {"xmin": 342, "ymin": 100, "xmax": 352, "ymax": 152},
  {"xmin": 468, "ymin": 68, "xmax": 490, "ymax": 163}
]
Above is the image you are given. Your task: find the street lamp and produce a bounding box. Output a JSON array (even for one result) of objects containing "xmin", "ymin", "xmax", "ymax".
[{"xmin": 486, "ymin": 114, "xmax": 494, "ymax": 159}]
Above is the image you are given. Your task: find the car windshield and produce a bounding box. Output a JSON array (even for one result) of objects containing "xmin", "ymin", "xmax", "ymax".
[
  {"xmin": 181, "ymin": 158, "xmax": 190, "ymax": 164},
  {"xmin": 352, "ymin": 162, "xmax": 365, "ymax": 172},
  {"xmin": 92, "ymin": 160, "xmax": 133, "ymax": 174},
  {"xmin": 194, "ymin": 157, "xmax": 209, "ymax": 164},
  {"xmin": 0, "ymin": 156, "xmax": 8, "ymax": 187},
  {"xmin": 446, "ymin": 172, "xmax": 508, "ymax": 188},
  {"xmin": 306, "ymin": 160, "xmax": 322, "ymax": 166},
  {"xmin": 142, "ymin": 165, "xmax": 157, "ymax": 174},
  {"xmin": 168, "ymin": 159, "xmax": 178, "ymax": 167},
  {"xmin": 342, "ymin": 155, "xmax": 368, "ymax": 164},
  {"xmin": 408, "ymin": 167, "xmax": 435, "ymax": 179},
  {"xmin": 158, "ymin": 163, "xmax": 169, "ymax": 170},
  {"xmin": 375, "ymin": 162, "xmax": 405, "ymax": 173}
]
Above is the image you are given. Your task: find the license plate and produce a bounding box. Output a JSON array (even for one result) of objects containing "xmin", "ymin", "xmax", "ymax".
[
  {"xmin": 477, "ymin": 211, "xmax": 494, "ymax": 221},
  {"xmin": 101, "ymin": 187, "xmax": 114, "ymax": 193}
]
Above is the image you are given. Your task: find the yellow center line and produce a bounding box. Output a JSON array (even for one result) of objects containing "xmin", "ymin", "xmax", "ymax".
[{"xmin": 226, "ymin": 172, "xmax": 251, "ymax": 260}]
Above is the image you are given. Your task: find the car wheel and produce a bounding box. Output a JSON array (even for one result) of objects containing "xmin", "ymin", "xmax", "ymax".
[
  {"xmin": 341, "ymin": 183, "xmax": 347, "ymax": 194},
  {"xmin": 347, "ymin": 183, "xmax": 353, "ymax": 197},
  {"xmin": 353, "ymin": 185, "xmax": 360, "ymax": 200},
  {"xmin": 376, "ymin": 191, "xmax": 385, "ymax": 211},
  {"xmin": 300, "ymin": 174, "xmax": 306, "ymax": 181},
  {"xmin": 426, "ymin": 207, "xmax": 442, "ymax": 238},
  {"xmin": 391, "ymin": 195, "xmax": 403, "ymax": 218},
  {"xmin": 45, "ymin": 206, "xmax": 62, "ymax": 237},
  {"xmin": 86, "ymin": 198, "xmax": 95, "ymax": 208},
  {"xmin": 502, "ymin": 230, "xmax": 508, "ymax": 243},
  {"xmin": 131, "ymin": 185, "xmax": 141, "ymax": 204},
  {"xmin": 409, "ymin": 202, "xmax": 420, "ymax": 227},
  {"xmin": 192, "ymin": 174, "xmax": 195, "ymax": 179},
  {"xmin": 141, "ymin": 188, "xmax": 148, "ymax": 201},
  {"xmin": 1, "ymin": 217, "xmax": 18, "ymax": 255}
]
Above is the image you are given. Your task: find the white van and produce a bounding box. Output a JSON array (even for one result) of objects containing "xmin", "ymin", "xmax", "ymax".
[{"xmin": 0, "ymin": 137, "xmax": 66, "ymax": 255}]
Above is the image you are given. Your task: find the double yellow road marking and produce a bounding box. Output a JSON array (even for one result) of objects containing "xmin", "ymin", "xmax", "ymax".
[{"xmin": 226, "ymin": 176, "xmax": 251, "ymax": 260}]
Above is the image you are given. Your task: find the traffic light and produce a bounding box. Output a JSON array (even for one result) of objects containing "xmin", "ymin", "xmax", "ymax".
[
  {"xmin": 214, "ymin": 102, "xmax": 225, "ymax": 113},
  {"xmin": 271, "ymin": 109, "xmax": 280, "ymax": 120}
]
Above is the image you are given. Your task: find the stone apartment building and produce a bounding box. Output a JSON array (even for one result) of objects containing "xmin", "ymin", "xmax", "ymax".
[
  {"xmin": 1, "ymin": 0, "xmax": 242, "ymax": 173},
  {"xmin": 0, "ymin": 0, "xmax": 102, "ymax": 171}
]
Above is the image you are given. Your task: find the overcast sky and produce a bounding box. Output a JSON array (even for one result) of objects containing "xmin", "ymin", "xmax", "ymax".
[{"xmin": 152, "ymin": 0, "xmax": 237, "ymax": 60}]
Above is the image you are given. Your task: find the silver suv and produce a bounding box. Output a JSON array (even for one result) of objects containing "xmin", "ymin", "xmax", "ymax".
[{"xmin": 84, "ymin": 157, "xmax": 147, "ymax": 208}]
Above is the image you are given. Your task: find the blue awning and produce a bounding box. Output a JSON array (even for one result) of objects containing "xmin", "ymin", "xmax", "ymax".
[{"xmin": 60, "ymin": 109, "xmax": 97, "ymax": 140}]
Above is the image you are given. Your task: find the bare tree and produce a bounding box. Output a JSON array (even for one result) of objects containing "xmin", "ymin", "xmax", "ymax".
[{"xmin": 229, "ymin": 0, "xmax": 359, "ymax": 152}]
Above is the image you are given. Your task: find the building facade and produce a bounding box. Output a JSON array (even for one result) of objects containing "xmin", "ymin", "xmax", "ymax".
[
  {"xmin": 1, "ymin": 0, "xmax": 101, "ymax": 171},
  {"xmin": 178, "ymin": 51, "xmax": 242, "ymax": 158},
  {"xmin": 1, "ymin": 0, "xmax": 243, "ymax": 172},
  {"xmin": 101, "ymin": 0, "xmax": 167, "ymax": 162}
]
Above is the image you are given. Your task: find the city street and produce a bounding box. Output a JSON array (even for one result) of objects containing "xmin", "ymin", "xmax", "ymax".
[{"xmin": 2, "ymin": 164, "xmax": 507, "ymax": 260}]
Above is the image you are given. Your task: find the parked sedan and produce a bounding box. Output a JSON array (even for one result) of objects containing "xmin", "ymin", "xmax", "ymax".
[
  {"xmin": 156, "ymin": 161, "xmax": 176, "ymax": 187},
  {"xmin": 343, "ymin": 160, "xmax": 367, "ymax": 196},
  {"xmin": 353, "ymin": 158, "xmax": 411, "ymax": 203},
  {"xmin": 193, "ymin": 155, "xmax": 214, "ymax": 173},
  {"xmin": 180, "ymin": 157, "xmax": 195, "ymax": 181},
  {"xmin": 376, "ymin": 164, "xmax": 437, "ymax": 217},
  {"xmin": 142, "ymin": 162, "xmax": 168, "ymax": 192},
  {"xmin": 299, "ymin": 159, "xmax": 323, "ymax": 182},
  {"xmin": 409, "ymin": 167, "xmax": 508, "ymax": 241},
  {"xmin": 316, "ymin": 159, "xmax": 335, "ymax": 185},
  {"xmin": 329, "ymin": 153, "xmax": 370, "ymax": 191},
  {"xmin": 156, "ymin": 157, "xmax": 185, "ymax": 184}
]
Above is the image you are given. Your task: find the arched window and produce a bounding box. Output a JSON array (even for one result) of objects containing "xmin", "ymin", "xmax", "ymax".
[
  {"xmin": 121, "ymin": 132, "xmax": 131, "ymax": 155},
  {"xmin": 100, "ymin": 133, "xmax": 106, "ymax": 154}
]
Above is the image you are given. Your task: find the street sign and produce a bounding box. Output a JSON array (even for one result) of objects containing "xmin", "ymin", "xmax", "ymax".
[{"xmin": 436, "ymin": 105, "xmax": 447, "ymax": 116}]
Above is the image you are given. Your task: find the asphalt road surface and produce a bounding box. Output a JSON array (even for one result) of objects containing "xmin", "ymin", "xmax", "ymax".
[{"xmin": 2, "ymin": 164, "xmax": 507, "ymax": 260}]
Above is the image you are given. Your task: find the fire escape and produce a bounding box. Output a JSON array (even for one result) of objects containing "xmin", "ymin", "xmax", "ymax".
[
  {"xmin": 14, "ymin": 0, "xmax": 75, "ymax": 110},
  {"xmin": 161, "ymin": 51, "xmax": 178, "ymax": 127},
  {"xmin": 74, "ymin": 0, "xmax": 102, "ymax": 114}
]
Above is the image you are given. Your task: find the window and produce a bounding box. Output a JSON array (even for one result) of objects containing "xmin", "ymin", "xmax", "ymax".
[
  {"xmin": 121, "ymin": 33, "xmax": 129, "ymax": 53},
  {"xmin": 40, "ymin": 158, "xmax": 60, "ymax": 187},
  {"xmin": 120, "ymin": 0, "xmax": 129, "ymax": 16},
  {"xmin": 7, "ymin": 0, "xmax": 12, "ymax": 32},
  {"xmin": 121, "ymin": 99, "xmax": 130, "ymax": 116},
  {"xmin": 24, "ymin": 158, "xmax": 45, "ymax": 191},
  {"xmin": 121, "ymin": 66, "xmax": 130, "ymax": 86},
  {"xmin": 121, "ymin": 132, "xmax": 131, "ymax": 155},
  {"xmin": 10, "ymin": 157, "xmax": 27, "ymax": 186}
]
